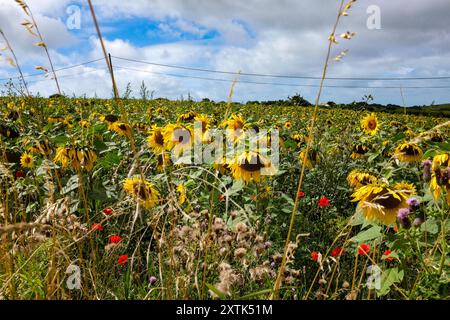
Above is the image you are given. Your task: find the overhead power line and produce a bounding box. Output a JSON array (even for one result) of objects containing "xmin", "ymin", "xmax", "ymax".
[
  {"xmin": 112, "ymin": 55, "xmax": 450, "ymax": 81},
  {"xmin": 114, "ymin": 65, "xmax": 450, "ymax": 89}
]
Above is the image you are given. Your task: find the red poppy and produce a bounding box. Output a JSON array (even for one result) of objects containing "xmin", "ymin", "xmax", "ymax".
[
  {"xmin": 358, "ymin": 244, "xmax": 370, "ymax": 256},
  {"xmin": 393, "ymin": 225, "xmax": 398, "ymax": 233},
  {"xmin": 310, "ymin": 251, "xmax": 320, "ymax": 262},
  {"xmin": 297, "ymin": 191, "xmax": 305, "ymax": 199},
  {"xmin": 103, "ymin": 208, "xmax": 113, "ymax": 215},
  {"xmin": 92, "ymin": 223, "xmax": 104, "ymax": 232},
  {"xmin": 15, "ymin": 170, "xmax": 25, "ymax": 178},
  {"xmin": 109, "ymin": 235, "xmax": 122, "ymax": 244},
  {"xmin": 318, "ymin": 197, "xmax": 330, "ymax": 207},
  {"xmin": 118, "ymin": 254, "xmax": 128, "ymax": 266},
  {"xmin": 331, "ymin": 247, "xmax": 344, "ymax": 257},
  {"xmin": 383, "ymin": 249, "xmax": 396, "ymax": 261}
]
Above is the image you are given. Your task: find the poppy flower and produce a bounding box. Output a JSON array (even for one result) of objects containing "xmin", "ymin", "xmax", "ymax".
[
  {"xmin": 297, "ymin": 191, "xmax": 305, "ymax": 199},
  {"xmin": 103, "ymin": 208, "xmax": 113, "ymax": 215},
  {"xmin": 310, "ymin": 251, "xmax": 321, "ymax": 262},
  {"xmin": 358, "ymin": 244, "xmax": 370, "ymax": 256},
  {"xmin": 318, "ymin": 197, "xmax": 330, "ymax": 207},
  {"xmin": 383, "ymin": 249, "xmax": 396, "ymax": 261},
  {"xmin": 92, "ymin": 223, "xmax": 104, "ymax": 232},
  {"xmin": 15, "ymin": 170, "xmax": 25, "ymax": 178},
  {"xmin": 118, "ymin": 254, "xmax": 128, "ymax": 266},
  {"xmin": 109, "ymin": 235, "xmax": 122, "ymax": 244},
  {"xmin": 331, "ymin": 247, "xmax": 344, "ymax": 257}
]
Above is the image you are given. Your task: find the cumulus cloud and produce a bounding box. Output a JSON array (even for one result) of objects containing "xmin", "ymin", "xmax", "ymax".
[{"xmin": 0, "ymin": 0, "xmax": 449, "ymax": 105}]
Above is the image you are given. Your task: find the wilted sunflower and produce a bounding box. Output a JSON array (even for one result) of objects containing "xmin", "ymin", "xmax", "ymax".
[
  {"xmin": 361, "ymin": 113, "xmax": 379, "ymax": 135},
  {"xmin": 147, "ymin": 125, "xmax": 165, "ymax": 154},
  {"xmin": 162, "ymin": 124, "xmax": 193, "ymax": 155},
  {"xmin": 222, "ymin": 114, "xmax": 246, "ymax": 142},
  {"xmin": 347, "ymin": 169, "xmax": 378, "ymax": 189},
  {"xmin": 394, "ymin": 143, "xmax": 423, "ymax": 163},
  {"xmin": 178, "ymin": 111, "xmax": 197, "ymax": 122},
  {"xmin": 429, "ymin": 153, "xmax": 450, "ymax": 204},
  {"xmin": 194, "ymin": 114, "xmax": 211, "ymax": 143},
  {"xmin": 28, "ymin": 140, "xmax": 52, "ymax": 156},
  {"xmin": 351, "ymin": 144, "xmax": 369, "ymax": 159},
  {"xmin": 393, "ymin": 181, "xmax": 417, "ymax": 196},
  {"xmin": 110, "ymin": 122, "xmax": 133, "ymax": 139},
  {"xmin": 352, "ymin": 183, "xmax": 410, "ymax": 225},
  {"xmin": 123, "ymin": 177, "xmax": 160, "ymax": 209},
  {"xmin": 54, "ymin": 146, "xmax": 97, "ymax": 171},
  {"xmin": 176, "ymin": 184, "xmax": 186, "ymax": 205},
  {"xmin": 299, "ymin": 148, "xmax": 320, "ymax": 169},
  {"xmin": 229, "ymin": 151, "xmax": 275, "ymax": 183},
  {"xmin": 20, "ymin": 152, "xmax": 34, "ymax": 168}
]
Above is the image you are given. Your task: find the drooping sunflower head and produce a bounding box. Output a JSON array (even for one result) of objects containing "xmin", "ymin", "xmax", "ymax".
[
  {"xmin": 110, "ymin": 122, "xmax": 133, "ymax": 139},
  {"xmin": 431, "ymin": 153, "xmax": 450, "ymax": 172},
  {"xmin": 194, "ymin": 114, "xmax": 211, "ymax": 142},
  {"xmin": 229, "ymin": 151, "xmax": 274, "ymax": 183},
  {"xmin": 299, "ymin": 148, "xmax": 320, "ymax": 169},
  {"xmin": 393, "ymin": 181, "xmax": 417, "ymax": 196},
  {"xmin": 394, "ymin": 143, "xmax": 423, "ymax": 163},
  {"xmin": 147, "ymin": 125, "xmax": 165, "ymax": 154},
  {"xmin": 351, "ymin": 144, "xmax": 369, "ymax": 159},
  {"xmin": 178, "ymin": 111, "xmax": 197, "ymax": 122},
  {"xmin": 361, "ymin": 113, "xmax": 379, "ymax": 135},
  {"xmin": 347, "ymin": 169, "xmax": 378, "ymax": 190},
  {"xmin": 222, "ymin": 114, "xmax": 246, "ymax": 141},
  {"xmin": 162, "ymin": 124, "xmax": 193, "ymax": 154},
  {"xmin": 352, "ymin": 183, "xmax": 409, "ymax": 225},
  {"xmin": 54, "ymin": 146, "xmax": 97, "ymax": 171},
  {"xmin": 123, "ymin": 177, "xmax": 160, "ymax": 209},
  {"xmin": 20, "ymin": 152, "xmax": 34, "ymax": 168}
]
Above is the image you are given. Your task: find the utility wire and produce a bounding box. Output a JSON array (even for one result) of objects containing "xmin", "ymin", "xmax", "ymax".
[
  {"xmin": 114, "ymin": 65, "xmax": 450, "ymax": 89},
  {"xmin": 112, "ymin": 55, "xmax": 450, "ymax": 81}
]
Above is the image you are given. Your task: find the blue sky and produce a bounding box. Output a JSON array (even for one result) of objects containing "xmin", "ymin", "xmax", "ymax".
[{"xmin": 0, "ymin": 0, "xmax": 449, "ymax": 105}]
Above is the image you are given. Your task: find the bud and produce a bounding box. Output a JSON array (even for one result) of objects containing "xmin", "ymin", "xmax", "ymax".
[{"xmin": 397, "ymin": 208, "xmax": 411, "ymax": 229}]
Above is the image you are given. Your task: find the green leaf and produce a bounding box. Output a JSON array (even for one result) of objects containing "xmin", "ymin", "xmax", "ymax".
[
  {"xmin": 377, "ymin": 268, "xmax": 404, "ymax": 296},
  {"xmin": 351, "ymin": 225, "xmax": 383, "ymax": 243},
  {"xmin": 228, "ymin": 180, "xmax": 244, "ymax": 196},
  {"xmin": 205, "ymin": 283, "xmax": 226, "ymax": 300},
  {"xmin": 61, "ymin": 174, "xmax": 79, "ymax": 195},
  {"xmin": 420, "ymin": 218, "xmax": 438, "ymax": 234}
]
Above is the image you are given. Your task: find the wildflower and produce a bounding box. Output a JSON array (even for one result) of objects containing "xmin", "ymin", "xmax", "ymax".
[
  {"xmin": 20, "ymin": 152, "xmax": 33, "ymax": 168},
  {"xmin": 297, "ymin": 191, "xmax": 305, "ymax": 198},
  {"xmin": 406, "ymin": 196, "xmax": 420, "ymax": 209},
  {"xmin": 394, "ymin": 143, "xmax": 423, "ymax": 163},
  {"xmin": 318, "ymin": 197, "xmax": 330, "ymax": 207},
  {"xmin": 352, "ymin": 183, "xmax": 411, "ymax": 225},
  {"xmin": 422, "ymin": 160, "xmax": 432, "ymax": 181},
  {"xmin": 358, "ymin": 244, "xmax": 370, "ymax": 256},
  {"xmin": 150, "ymin": 276, "xmax": 157, "ymax": 285},
  {"xmin": 109, "ymin": 235, "xmax": 122, "ymax": 244},
  {"xmin": 176, "ymin": 184, "xmax": 186, "ymax": 205},
  {"xmin": 103, "ymin": 208, "xmax": 113, "ymax": 215},
  {"xmin": 383, "ymin": 249, "xmax": 396, "ymax": 261},
  {"xmin": 331, "ymin": 247, "xmax": 344, "ymax": 257},
  {"xmin": 397, "ymin": 208, "xmax": 411, "ymax": 229},
  {"xmin": 118, "ymin": 254, "xmax": 128, "ymax": 266},
  {"xmin": 361, "ymin": 113, "xmax": 379, "ymax": 135},
  {"xmin": 311, "ymin": 251, "xmax": 321, "ymax": 262},
  {"xmin": 123, "ymin": 177, "xmax": 160, "ymax": 209},
  {"xmin": 92, "ymin": 223, "xmax": 104, "ymax": 232}
]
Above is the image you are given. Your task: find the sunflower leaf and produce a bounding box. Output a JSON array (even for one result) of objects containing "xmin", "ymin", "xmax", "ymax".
[{"xmin": 351, "ymin": 225, "xmax": 382, "ymax": 243}]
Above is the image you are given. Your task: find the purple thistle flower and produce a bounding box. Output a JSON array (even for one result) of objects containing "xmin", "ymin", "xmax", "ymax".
[
  {"xmin": 422, "ymin": 160, "xmax": 432, "ymax": 182},
  {"xmin": 150, "ymin": 276, "xmax": 157, "ymax": 285},
  {"xmin": 397, "ymin": 208, "xmax": 411, "ymax": 229},
  {"xmin": 406, "ymin": 197, "xmax": 420, "ymax": 209}
]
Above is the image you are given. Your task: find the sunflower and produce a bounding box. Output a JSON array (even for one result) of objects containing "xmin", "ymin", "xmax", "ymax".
[
  {"xmin": 162, "ymin": 124, "xmax": 193, "ymax": 155},
  {"xmin": 28, "ymin": 140, "xmax": 52, "ymax": 156},
  {"xmin": 110, "ymin": 122, "xmax": 133, "ymax": 139},
  {"xmin": 431, "ymin": 153, "xmax": 450, "ymax": 172},
  {"xmin": 291, "ymin": 133, "xmax": 304, "ymax": 143},
  {"xmin": 176, "ymin": 184, "xmax": 186, "ymax": 205},
  {"xmin": 361, "ymin": 113, "xmax": 379, "ymax": 135},
  {"xmin": 147, "ymin": 125, "xmax": 165, "ymax": 154},
  {"xmin": 393, "ymin": 181, "xmax": 417, "ymax": 196},
  {"xmin": 229, "ymin": 151, "xmax": 274, "ymax": 183},
  {"xmin": 178, "ymin": 111, "xmax": 197, "ymax": 122},
  {"xmin": 284, "ymin": 121, "xmax": 292, "ymax": 129},
  {"xmin": 222, "ymin": 114, "xmax": 246, "ymax": 142},
  {"xmin": 194, "ymin": 114, "xmax": 211, "ymax": 143},
  {"xmin": 54, "ymin": 146, "xmax": 97, "ymax": 171},
  {"xmin": 123, "ymin": 177, "xmax": 160, "ymax": 209},
  {"xmin": 352, "ymin": 183, "xmax": 410, "ymax": 225},
  {"xmin": 351, "ymin": 144, "xmax": 369, "ymax": 159},
  {"xmin": 299, "ymin": 148, "xmax": 320, "ymax": 169},
  {"xmin": 429, "ymin": 153, "xmax": 450, "ymax": 204},
  {"xmin": 394, "ymin": 143, "xmax": 423, "ymax": 163},
  {"xmin": 80, "ymin": 120, "xmax": 90, "ymax": 128},
  {"xmin": 20, "ymin": 152, "xmax": 34, "ymax": 168},
  {"xmin": 347, "ymin": 170, "xmax": 378, "ymax": 189}
]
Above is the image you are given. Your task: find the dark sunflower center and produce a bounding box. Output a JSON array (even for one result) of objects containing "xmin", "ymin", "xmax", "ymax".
[
  {"xmin": 373, "ymin": 190, "xmax": 402, "ymax": 209},
  {"xmin": 367, "ymin": 120, "xmax": 377, "ymax": 130},
  {"xmin": 402, "ymin": 145, "xmax": 419, "ymax": 156},
  {"xmin": 354, "ymin": 145, "xmax": 367, "ymax": 154},
  {"xmin": 155, "ymin": 131, "xmax": 164, "ymax": 145},
  {"xmin": 239, "ymin": 155, "xmax": 266, "ymax": 172},
  {"xmin": 119, "ymin": 124, "xmax": 128, "ymax": 131},
  {"xmin": 134, "ymin": 184, "xmax": 149, "ymax": 200}
]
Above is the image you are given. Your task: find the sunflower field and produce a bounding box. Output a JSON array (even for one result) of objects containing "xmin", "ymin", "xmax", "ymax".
[{"xmin": 0, "ymin": 95, "xmax": 449, "ymax": 300}]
